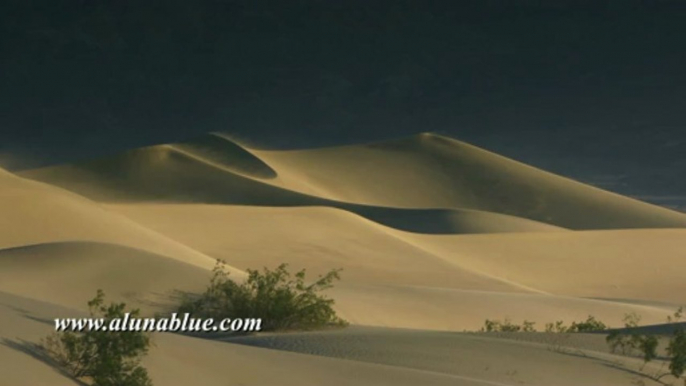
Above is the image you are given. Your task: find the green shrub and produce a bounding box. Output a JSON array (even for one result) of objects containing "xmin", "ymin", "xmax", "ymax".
[
  {"xmin": 667, "ymin": 326, "xmax": 686, "ymax": 379},
  {"xmin": 41, "ymin": 290, "xmax": 152, "ymax": 386},
  {"xmin": 544, "ymin": 320, "xmax": 569, "ymax": 333},
  {"xmin": 482, "ymin": 316, "xmax": 608, "ymax": 334},
  {"xmin": 481, "ymin": 318, "xmax": 524, "ymax": 332},
  {"xmin": 542, "ymin": 322, "xmax": 572, "ymax": 352},
  {"xmin": 605, "ymin": 312, "xmax": 657, "ymax": 362},
  {"xmin": 639, "ymin": 335, "xmax": 659, "ymax": 363},
  {"xmin": 522, "ymin": 320, "xmax": 536, "ymax": 332},
  {"xmin": 568, "ymin": 315, "xmax": 607, "ymax": 332},
  {"xmin": 606, "ymin": 309, "xmax": 686, "ymax": 381},
  {"xmin": 179, "ymin": 260, "xmax": 347, "ymax": 331},
  {"xmin": 481, "ymin": 319, "xmax": 500, "ymax": 332},
  {"xmin": 667, "ymin": 307, "xmax": 683, "ymax": 324}
]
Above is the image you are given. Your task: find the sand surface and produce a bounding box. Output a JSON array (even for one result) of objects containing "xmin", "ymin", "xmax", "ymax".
[{"xmin": 2, "ymin": 133, "xmax": 686, "ymax": 385}]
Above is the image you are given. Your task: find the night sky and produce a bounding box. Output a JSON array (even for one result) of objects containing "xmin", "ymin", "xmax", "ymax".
[{"xmin": 1, "ymin": 1, "xmax": 685, "ymax": 210}]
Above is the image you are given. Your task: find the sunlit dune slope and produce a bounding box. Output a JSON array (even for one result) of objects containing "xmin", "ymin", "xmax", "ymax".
[
  {"xmin": 105, "ymin": 203, "xmax": 676, "ymax": 331},
  {"xmin": 328, "ymin": 284, "xmax": 673, "ymax": 331},
  {"xmin": 223, "ymin": 326, "xmax": 670, "ymax": 386},
  {"xmin": 105, "ymin": 204, "xmax": 532, "ymax": 292},
  {"xmin": 251, "ymin": 132, "xmax": 686, "ymax": 229},
  {"xmin": 0, "ymin": 168, "xmax": 227, "ymax": 271},
  {"xmin": 0, "ymin": 291, "xmax": 675, "ymax": 386},
  {"xmin": 403, "ymin": 229, "xmax": 686, "ymax": 305}
]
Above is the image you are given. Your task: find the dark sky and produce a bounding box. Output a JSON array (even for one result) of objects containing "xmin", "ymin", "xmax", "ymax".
[{"xmin": 1, "ymin": 0, "xmax": 685, "ymax": 209}]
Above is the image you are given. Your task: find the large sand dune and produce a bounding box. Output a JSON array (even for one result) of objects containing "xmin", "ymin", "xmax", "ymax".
[
  {"xmin": 250, "ymin": 133, "xmax": 686, "ymax": 229},
  {"xmin": 3, "ymin": 133, "xmax": 686, "ymax": 385},
  {"xmin": 0, "ymin": 168, "xmax": 231, "ymax": 271}
]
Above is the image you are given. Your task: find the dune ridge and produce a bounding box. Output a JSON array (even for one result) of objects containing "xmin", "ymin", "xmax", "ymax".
[
  {"xmin": 19, "ymin": 139, "xmax": 567, "ymax": 235},
  {"xmin": 250, "ymin": 132, "xmax": 686, "ymax": 229}
]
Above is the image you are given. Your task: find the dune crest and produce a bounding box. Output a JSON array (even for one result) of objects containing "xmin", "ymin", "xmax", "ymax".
[{"xmin": 251, "ymin": 132, "xmax": 686, "ymax": 229}]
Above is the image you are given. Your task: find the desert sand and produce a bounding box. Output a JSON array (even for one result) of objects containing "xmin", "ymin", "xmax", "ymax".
[{"xmin": 2, "ymin": 132, "xmax": 685, "ymax": 385}]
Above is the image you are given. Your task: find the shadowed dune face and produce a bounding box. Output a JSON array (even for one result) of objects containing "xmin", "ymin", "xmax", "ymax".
[
  {"xmin": 18, "ymin": 144, "xmax": 322, "ymax": 205},
  {"xmin": 171, "ymin": 133, "xmax": 278, "ymax": 179},
  {"xmin": 351, "ymin": 206, "xmax": 566, "ymax": 234},
  {"xmin": 0, "ymin": 242, "xmax": 212, "ymax": 312},
  {"xmin": 2, "ymin": 133, "xmax": 686, "ymax": 385}
]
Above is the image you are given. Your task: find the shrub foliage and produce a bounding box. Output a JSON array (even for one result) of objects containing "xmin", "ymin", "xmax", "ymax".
[
  {"xmin": 41, "ymin": 290, "xmax": 152, "ymax": 386},
  {"xmin": 482, "ymin": 315, "xmax": 606, "ymax": 334},
  {"xmin": 179, "ymin": 260, "xmax": 347, "ymax": 331},
  {"xmin": 606, "ymin": 308, "xmax": 686, "ymax": 381}
]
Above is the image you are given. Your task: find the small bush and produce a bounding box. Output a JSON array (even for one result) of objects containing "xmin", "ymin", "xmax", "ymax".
[
  {"xmin": 662, "ymin": 307, "xmax": 686, "ymax": 379},
  {"xmin": 606, "ymin": 312, "xmax": 652, "ymax": 358},
  {"xmin": 41, "ymin": 290, "xmax": 152, "ymax": 386},
  {"xmin": 667, "ymin": 326, "xmax": 686, "ymax": 379},
  {"xmin": 482, "ymin": 316, "xmax": 607, "ymax": 334},
  {"xmin": 544, "ymin": 320, "xmax": 569, "ymax": 333},
  {"xmin": 667, "ymin": 307, "xmax": 683, "ymax": 324},
  {"xmin": 606, "ymin": 309, "xmax": 686, "ymax": 382},
  {"xmin": 481, "ymin": 318, "xmax": 524, "ymax": 332},
  {"xmin": 522, "ymin": 320, "xmax": 536, "ymax": 332},
  {"xmin": 568, "ymin": 315, "xmax": 607, "ymax": 332},
  {"xmin": 179, "ymin": 260, "xmax": 347, "ymax": 332},
  {"xmin": 481, "ymin": 319, "xmax": 500, "ymax": 332}
]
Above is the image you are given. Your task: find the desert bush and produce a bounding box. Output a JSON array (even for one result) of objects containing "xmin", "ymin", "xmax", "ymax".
[
  {"xmin": 605, "ymin": 312, "xmax": 657, "ymax": 362},
  {"xmin": 179, "ymin": 260, "xmax": 347, "ymax": 331},
  {"xmin": 667, "ymin": 327, "xmax": 686, "ymax": 379},
  {"xmin": 521, "ymin": 320, "xmax": 536, "ymax": 332},
  {"xmin": 481, "ymin": 319, "xmax": 500, "ymax": 332},
  {"xmin": 41, "ymin": 290, "xmax": 152, "ymax": 386},
  {"xmin": 568, "ymin": 315, "xmax": 607, "ymax": 332},
  {"xmin": 482, "ymin": 316, "xmax": 608, "ymax": 334},
  {"xmin": 544, "ymin": 320, "xmax": 569, "ymax": 333},
  {"xmin": 542, "ymin": 323, "xmax": 571, "ymax": 352},
  {"xmin": 606, "ymin": 308, "xmax": 686, "ymax": 382},
  {"xmin": 667, "ymin": 307, "xmax": 683, "ymax": 324},
  {"xmin": 481, "ymin": 318, "xmax": 524, "ymax": 332}
]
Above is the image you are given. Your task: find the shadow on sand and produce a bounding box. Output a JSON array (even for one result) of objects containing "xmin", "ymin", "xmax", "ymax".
[{"xmin": 0, "ymin": 337, "xmax": 87, "ymax": 386}]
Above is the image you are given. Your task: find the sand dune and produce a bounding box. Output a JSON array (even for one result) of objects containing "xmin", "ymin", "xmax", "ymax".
[
  {"xmin": 251, "ymin": 132, "xmax": 686, "ymax": 229},
  {"xmin": 224, "ymin": 326, "xmax": 675, "ymax": 386},
  {"xmin": 101, "ymin": 204, "xmax": 677, "ymax": 331},
  {"xmin": 171, "ymin": 133, "xmax": 278, "ymax": 179},
  {"xmin": 0, "ymin": 168, "xmax": 231, "ymax": 271},
  {"xmin": 24, "ymin": 132, "xmax": 686, "ymax": 230},
  {"xmin": 21, "ymin": 142, "xmax": 565, "ymax": 235},
  {"xmin": 0, "ymin": 292, "xmax": 484, "ymax": 386},
  {"xmin": 18, "ymin": 144, "xmax": 320, "ymax": 206},
  {"xmin": 0, "ymin": 242, "xmax": 213, "ymax": 312},
  {"xmin": 402, "ymin": 229, "xmax": 686, "ymax": 305},
  {"xmin": 3, "ymin": 132, "xmax": 686, "ymax": 385},
  {"xmin": 0, "ymin": 290, "xmax": 677, "ymax": 386},
  {"xmin": 328, "ymin": 284, "xmax": 674, "ymax": 331},
  {"xmin": 104, "ymin": 204, "xmax": 548, "ymax": 291}
]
